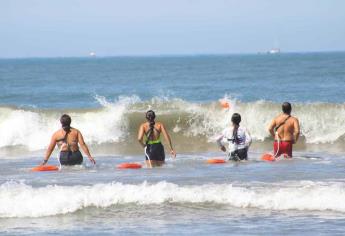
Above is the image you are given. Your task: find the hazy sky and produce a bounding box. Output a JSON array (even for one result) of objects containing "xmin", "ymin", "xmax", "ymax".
[{"xmin": 1, "ymin": 0, "xmax": 345, "ymax": 57}]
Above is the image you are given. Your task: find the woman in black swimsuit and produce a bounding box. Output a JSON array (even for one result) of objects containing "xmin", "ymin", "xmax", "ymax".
[
  {"xmin": 138, "ymin": 110, "xmax": 176, "ymax": 167},
  {"xmin": 41, "ymin": 114, "xmax": 96, "ymax": 166}
]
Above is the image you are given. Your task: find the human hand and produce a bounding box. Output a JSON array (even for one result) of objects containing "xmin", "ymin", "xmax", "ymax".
[
  {"xmin": 40, "ymin": 159, "xmax": 48, "ymax": 166},
  {"xmin": 88, "ymin": 156, "xmax": 96, "ymax": 165},
  {"xmin": 220, "ymin": 146, "xmax": 226, "ymax": 152},
  {"xmin": 170, "ymin": 149, "xmax": 176, "ymax": 158}
]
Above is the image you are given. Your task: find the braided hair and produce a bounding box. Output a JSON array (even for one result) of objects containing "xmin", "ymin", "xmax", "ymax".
[
  {"xmin": 60, "ymin": 114, "xmax": 72, "ymax": 141},
  {"xmin": 145, "ymin": 110, "xmax": 156, "ymax": 141},
  {"xmin": 231, "ymin": 113, "xmax": 241, "ymax": 144}
]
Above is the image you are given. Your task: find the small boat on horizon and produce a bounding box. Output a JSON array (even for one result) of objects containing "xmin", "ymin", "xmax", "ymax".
[{"xmin": 268, "ymin": 48, "xmax": 281, "ymax": 54}]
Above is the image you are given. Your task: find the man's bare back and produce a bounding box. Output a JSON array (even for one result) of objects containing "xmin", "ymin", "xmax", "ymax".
[
  {"xmin": 268, "ymin": 102, "xmax": 300, "ymax": 158},
  {"xmin": 269, "ymin": 114, "xmax": 300, "ymax": 143}
]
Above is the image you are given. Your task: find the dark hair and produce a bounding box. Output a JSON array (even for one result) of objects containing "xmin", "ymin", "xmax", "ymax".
[
  {"xmin": 231, "ymin": 113, "xmax": 241, "ymax": 125},
  {"xmin": 231, "ymin": 113, "xmax": 241, "ymax": 144},
  {"xmin": 282, "ymin": 102, "xmax": 292, "ymax": 115},
  {"xmin": 60, "ymin": 114, "xmax": 71, "ymax": 133},
  {"xmin": 145, "ymin": 110, "xmax": 156, "ymax": 141}
]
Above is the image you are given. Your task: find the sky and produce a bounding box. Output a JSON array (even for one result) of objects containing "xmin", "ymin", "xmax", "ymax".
[{"xmin": 1, "ymin": 0, "xmax": 345, "ymax": 58}]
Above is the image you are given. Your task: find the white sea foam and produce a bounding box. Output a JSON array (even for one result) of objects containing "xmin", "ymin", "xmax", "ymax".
[
  {"xmin": 0, "ymin": 96, "xmax": 139, "ymax": 150},
  {"xmin": 1, "ymin": 96, "xmax": 345, "ymax": 151},
  {"xmin": 170, "ymin": 98, "xmax": 345, "ymax": 144},
  {"xmin": 0, "ymin": 181, "xmax": 345, "ymax": 218}
]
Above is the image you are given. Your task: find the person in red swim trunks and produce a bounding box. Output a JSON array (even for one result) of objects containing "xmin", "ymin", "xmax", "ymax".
[{"xmin": 268, "ymin": 102, "xmax": 300, "ymax": 158}]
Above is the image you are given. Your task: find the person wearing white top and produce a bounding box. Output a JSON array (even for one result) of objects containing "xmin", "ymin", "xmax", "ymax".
[{"xmin": 216, "ymin": 113, "xmax": 252, "ymax": 161}]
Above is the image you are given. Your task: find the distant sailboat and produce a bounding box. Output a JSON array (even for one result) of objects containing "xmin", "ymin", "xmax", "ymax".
[
  {"xmin": 268, "ymin": 38, "xmax": 281, "ymax": 54},
  {"xmin": 89, "ymin": 52, "xmax": 96, "ymax": 57},
  {"xmin": 268, "ymin": 48, "xmax": 281, "ymax": 54}
]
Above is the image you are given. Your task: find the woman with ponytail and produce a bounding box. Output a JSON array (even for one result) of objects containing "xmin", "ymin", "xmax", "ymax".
[
  {"xmin": 216, "ymin": 113, "xmax": 252, "ymax": 161},
  {"xmin": 41, "ymin": 114, "xmax": 96, "ymax": 166},
  {"xmin": 138, "ymin": 110, "xmax": 176, "ymax": 167}
]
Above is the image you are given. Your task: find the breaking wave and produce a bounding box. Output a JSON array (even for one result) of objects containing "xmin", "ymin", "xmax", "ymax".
[
  {"xmin": 0, "ymin": 95, "xmax": 345, "ymax": 151},
  {"xmin": 1, "ymin": 180, "xmax": 345, "ymax": 218}
]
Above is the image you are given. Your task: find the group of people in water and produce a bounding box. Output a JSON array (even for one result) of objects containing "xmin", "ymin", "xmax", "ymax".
[{"xmin": 41, "ymin": 102, "xmax": 300, "ymax": 167}]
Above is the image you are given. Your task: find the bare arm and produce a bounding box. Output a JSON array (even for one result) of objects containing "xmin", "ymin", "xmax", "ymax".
[
  {"xmin": 41, "ymin": 134, "xmax": 57, "ymax": 165},
  {"xmin": 78, "ymin": 131, "xmax": 96, "ymax": 164},
  {"xmin": 268, "ymin": 119, "xmax": 276, "ymax": 138},
  {"xmin": 137, "ymin": 124, "xmax": 146, "ymax": 148},
  {"xmin": 245, "ymin": 129, "xmax": 252, "ymax": 147},
  {"xmin": 216, "ymin": 134, "xmax": 226, "ymax": 152},
  {"xmin": 160, "ymin": 123, "xmax": 176, "ymax": 158},
  {"xmin": 293, "ymin": 118, "xmax": 300, "ymax": 143}
]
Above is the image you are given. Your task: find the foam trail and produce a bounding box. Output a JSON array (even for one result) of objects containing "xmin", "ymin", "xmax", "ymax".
[{"xmin": 1, "ymin": 181, "xmax": 345, "ymax": 218}]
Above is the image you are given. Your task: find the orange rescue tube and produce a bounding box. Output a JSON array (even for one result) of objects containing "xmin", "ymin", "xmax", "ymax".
[
  {"xmin": 219, "ymin": 100, "xmax": 230, "ymax": 109},
  {"xmin": 261, "ymin": 153, "xmax": 275, "ymax": 162},
  {"xmin": 32, "ymin": 165, "xmax": 59, "ymax": 172},
  {"xmin": 207, "ymin": 159, "xmax": 226, "ymax": 164},
  {"xmin": 117, "ymin": 163, "xmax": 142, "ymax": 169}
]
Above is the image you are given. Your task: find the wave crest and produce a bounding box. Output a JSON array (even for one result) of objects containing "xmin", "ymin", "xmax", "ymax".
[
  {"xmin": 1, "ymin": 181, "xmax": 345, "ymax": 218},
  {"xmin": 1, "ymin": 96, "xmax": 345, "ymax": 151}
]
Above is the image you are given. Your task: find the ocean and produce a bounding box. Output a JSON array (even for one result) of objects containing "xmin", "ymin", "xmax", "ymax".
[{"xmin": 1, "ymin": 52, "xmax": 345, "ymax": 235}]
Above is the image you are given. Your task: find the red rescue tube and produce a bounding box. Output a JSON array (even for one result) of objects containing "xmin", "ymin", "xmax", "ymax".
[
  {"xmin": 32, "ymin": 165, "xmax": 59, "ymax": 172},
  {"xmin": 117, "ymin": 163, "xmax": 142, "ymax": 169},
  {"xmin": 261, "ymin": 153, "xmax": 275, "ymax": 162},
  {"xmin": 207, "ymin": 159, "xmax": 226, "ymax": 164}
]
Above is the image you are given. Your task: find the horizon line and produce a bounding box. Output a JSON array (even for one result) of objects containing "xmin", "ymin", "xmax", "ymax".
[{"xmin": 1, "ymin": 50, "xmax": 344, "ymax": 60}]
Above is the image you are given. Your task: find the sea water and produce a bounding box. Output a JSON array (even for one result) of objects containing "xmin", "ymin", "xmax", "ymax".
[{"xmin": 0, "ymin": 53, "xmax": 345, "ymax": 235}]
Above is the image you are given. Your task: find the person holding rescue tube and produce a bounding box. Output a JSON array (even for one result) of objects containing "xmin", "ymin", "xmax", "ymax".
[
  {"xmin": 268, "ymin": 102, "xmax": 300, "ymax": 158},
  {"xmin": 138, "ymin": 110, "xmax": 176, "ymax": 167},
  {"xmin": 216, "ymin": 113, "xmax": 252, "ymax": 161},
  {"xmin": 41, "ymin": 114, "xmax": 96, "ymax": 166}
]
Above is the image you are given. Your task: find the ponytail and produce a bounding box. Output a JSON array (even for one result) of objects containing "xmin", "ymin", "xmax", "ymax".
[
  {"xmin": 60, "ymin": 114, "xmax": 72, "ymax": 140},
  {"xmin": 231, "ymin": 113, "xmax": 241, "ymax": 144},
  {"xmin": 146, "ymin": 110, "xmax": 156, "ymax": 141},
  {"xmin": 148, "ymin": 119, "xmax": 155, "ymax": 140},
  {"xmin": 62, "ymin": 125, "xmax": 71, "ymax": 133},
  {"xmin": 232, "ymin": 125, "xmax": 239, "ymax": 144}
]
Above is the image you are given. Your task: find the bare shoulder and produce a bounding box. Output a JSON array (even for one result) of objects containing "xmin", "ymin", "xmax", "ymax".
[
  {"xmin": 291, "ymin": 116, "xmax": 299, "ymax": 122},
  {"xmin": 68, "ymin": 128, "xmax": 79, "ymax": 135},
  {"xmin": 52, "ymin": 130, "xmax": 61, "ymax": 139},
  {"xmin": 292, "ymin": 116, "xmax": 299, "ymax": 123},
  {"xmin": 139, "ymin": 123, "xmax": 147, "ymax": 132},
  {"xmin": 273, "ymin": 115, "xmax": 282, "ymax": 123},
  {"xmin": 156, "ymin": 121, "xmax": 164, "ymax": 128}
]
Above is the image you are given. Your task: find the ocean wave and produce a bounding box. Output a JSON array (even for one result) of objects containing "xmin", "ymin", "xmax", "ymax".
[
  {"xmin": 1, "ymin": 180, "xmax": 345, "ymax": 218},
  {"xmin": 0, "ymin": 96, "xmax": 345, "ymax": 151}
]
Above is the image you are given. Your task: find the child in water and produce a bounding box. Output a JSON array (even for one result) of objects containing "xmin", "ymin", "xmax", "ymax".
[{"xmin": 216, "ymin": 113, "xmax": 252, "ymax": 161}]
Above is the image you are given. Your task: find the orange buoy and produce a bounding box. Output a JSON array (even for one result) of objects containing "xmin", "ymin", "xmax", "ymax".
[
  {"xmin": 117, "ymin": 163, "xmax": 142, "ymax": 169},
  {"xmin": 207, "ymin": 159, "xmax": 226, "ymax": 164},
  {"xmin": 31, "ymin": 165, "xmax": 59, "ymax": 172},
  {"xmin": 261, "ymin": 153, "xmax": 275, "ymax": 162},
  {"xmin": 219, "ymin": 100, "xmax": 230, "ymax": 109}
]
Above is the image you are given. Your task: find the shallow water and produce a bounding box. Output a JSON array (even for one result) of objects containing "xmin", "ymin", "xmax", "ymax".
[
  {"xmin": 1, "ymin": 53, "xmax": 345, "ymax": 235},
  {"xmin": 1, "ymin": 151, "xmax": 345, "ymax": 235}
]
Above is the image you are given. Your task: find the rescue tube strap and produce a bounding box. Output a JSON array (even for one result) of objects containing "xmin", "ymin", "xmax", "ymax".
[{"xmin": 274, "ymin": 115, "xmax": 291, "ymax": 133}]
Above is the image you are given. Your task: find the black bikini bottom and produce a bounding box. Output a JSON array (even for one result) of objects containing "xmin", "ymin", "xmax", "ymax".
[
  {"xmin": 59, "ymin": 150, "xmax": 83, "ymax": 165},
  {"xmin": 145, "ymin": 143, "xmax": 165, "ymax": 162}
]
